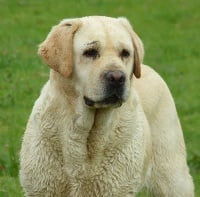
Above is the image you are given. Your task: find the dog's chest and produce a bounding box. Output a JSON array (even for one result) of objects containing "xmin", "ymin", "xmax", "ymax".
[{"xmin": 87, "ymin": 125, "xmax": 143, "ymax": 171}]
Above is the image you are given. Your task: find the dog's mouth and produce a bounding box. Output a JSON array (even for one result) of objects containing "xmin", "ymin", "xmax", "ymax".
[{"xmin": 84, "ymin": 94, "xmax": 124, "ymax": 108}]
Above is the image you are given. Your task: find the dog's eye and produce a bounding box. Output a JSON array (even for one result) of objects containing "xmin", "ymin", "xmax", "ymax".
[
  {"xmin": 83, "ymin": 49, "xmax": 99, "ymax": 59},
  {"xmin": 120, "ymin": 49, "xmax": 130, "ymax": 59}
]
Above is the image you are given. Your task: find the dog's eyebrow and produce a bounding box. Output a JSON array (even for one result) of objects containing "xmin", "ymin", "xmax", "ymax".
[{"xmin": 86, "ymin": 41, "xmax": 99, "ymax": 46}]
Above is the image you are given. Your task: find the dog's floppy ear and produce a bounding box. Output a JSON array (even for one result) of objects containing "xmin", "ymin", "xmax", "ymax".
[
  {"xmin": 38, "ymin": 19, "xmax": 82, "ymax": 78},
  {"xmin": 118, "ymin": 17, "xmax": 144, "ymax": 78}
]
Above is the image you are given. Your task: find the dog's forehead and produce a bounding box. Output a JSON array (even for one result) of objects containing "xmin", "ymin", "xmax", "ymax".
[{"xmin": 74, "ymin": 16, "xmax": 132, "ymax": 49}]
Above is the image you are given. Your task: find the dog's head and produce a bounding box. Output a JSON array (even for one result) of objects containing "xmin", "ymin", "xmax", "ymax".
[{"xmin": 38, "ymin": 16, "xmax": 144, "ymax": 108}]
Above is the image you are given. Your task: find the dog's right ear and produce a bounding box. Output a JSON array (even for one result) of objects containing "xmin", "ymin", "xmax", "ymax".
[{"xmin": 38, "ymin": 19, "xmax": 82, "ymax": 78}]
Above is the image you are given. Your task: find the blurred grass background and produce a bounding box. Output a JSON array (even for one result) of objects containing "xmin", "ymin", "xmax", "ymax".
[{"xmin": 0, "ymin": 0, "xmax": 199, "ymax": 196}]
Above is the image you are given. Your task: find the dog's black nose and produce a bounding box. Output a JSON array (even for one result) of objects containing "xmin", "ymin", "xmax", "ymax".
[{"xmin": 104, "ymin": 70, "xmax": 125, "ymax": 86}]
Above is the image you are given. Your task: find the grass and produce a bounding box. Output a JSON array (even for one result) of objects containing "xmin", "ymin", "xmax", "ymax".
[{"xmin": 0, "ymin": 0, "xmax": 199, "ymax": 196}]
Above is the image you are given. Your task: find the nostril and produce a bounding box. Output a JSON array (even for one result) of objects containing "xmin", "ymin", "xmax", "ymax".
[
  {"xmin": 105, "ymin": 71, "xmax": 126, "ymax": 85},
  {"xmin": 108, "ymin": 74, "xmax": 115, "ymax": 82},
  {"xmin": 119, "ymin": 76, "xmax": 125, "ymax": 84}
]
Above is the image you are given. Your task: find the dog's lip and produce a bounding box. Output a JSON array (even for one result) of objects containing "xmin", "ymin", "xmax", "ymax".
[
  {"xmin": 102, "ymin": 95, "xmax": 122, "ymax": 104},
  {"xmin": 84, "ymin": 95, "xmax": 124, "ymax": 108},
  {"xmin": 84, "ymin": 96, "xmax": 95, "ymax": 107}
]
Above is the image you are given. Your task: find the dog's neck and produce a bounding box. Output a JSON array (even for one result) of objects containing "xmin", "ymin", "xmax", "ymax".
[
  {"xmin": 50, "ymin": 70, "xmax": 78, "ymax": 105},
  {"xmin": 86, "ymin": 108, "xmax": 119, "ymax": 159},
  {"xmin": 50, "ymin": 70, "xmax": 123, "ymax": 159}
]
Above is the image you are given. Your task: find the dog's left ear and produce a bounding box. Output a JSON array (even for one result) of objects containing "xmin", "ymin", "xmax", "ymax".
[
  {"xmin": 118, "ymin": 17, "xmax": 144, "ymax": 78},
  {"xmin": 38, "ymin": 19, "xmax": 82, "ymax": 78}
]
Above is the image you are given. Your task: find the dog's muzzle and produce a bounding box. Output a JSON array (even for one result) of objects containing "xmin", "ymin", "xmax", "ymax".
[{"xmin": 84, "ymin": 70, "xmax": 126, "ymax": 108}]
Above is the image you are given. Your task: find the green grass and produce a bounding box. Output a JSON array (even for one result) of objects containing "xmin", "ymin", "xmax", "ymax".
[{"xmin": 0, "ymin": 0, "xmax": 199, "ymax": 196}]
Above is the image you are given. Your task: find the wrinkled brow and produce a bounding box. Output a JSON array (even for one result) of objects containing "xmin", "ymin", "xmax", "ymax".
[{"xmin": 86, "ymin": 40, "xmax": 99, "ymax": 46}]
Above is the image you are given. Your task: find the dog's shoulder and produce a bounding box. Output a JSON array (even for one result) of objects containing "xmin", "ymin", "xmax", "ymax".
[{"xmin": 133, "ymin": 64, "xmax": 174, "ymax": 121}]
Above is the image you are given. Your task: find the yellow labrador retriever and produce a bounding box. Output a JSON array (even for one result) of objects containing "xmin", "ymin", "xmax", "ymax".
[{"xmin": 20, "ymin": 16, "xmax": 194, "ymax": 196}]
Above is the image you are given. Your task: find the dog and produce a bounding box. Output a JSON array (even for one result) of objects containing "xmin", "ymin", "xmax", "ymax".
[{"xmin": 20, "ymin": 16, "xmax": 194, "ymax": 196}]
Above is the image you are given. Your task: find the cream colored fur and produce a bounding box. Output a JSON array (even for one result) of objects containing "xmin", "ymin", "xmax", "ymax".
[{"xmin": 20, "ymin": 16, "xmax": 194, "ymax": 196}]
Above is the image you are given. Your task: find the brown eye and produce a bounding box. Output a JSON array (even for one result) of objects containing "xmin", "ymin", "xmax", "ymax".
[
  {"xmin": 120, "ymin": 49, "xmax": 130, "ymax": 59},
  {"xmin": 83, "ymin": 49, "xmax": 99, "ymax": 59}
]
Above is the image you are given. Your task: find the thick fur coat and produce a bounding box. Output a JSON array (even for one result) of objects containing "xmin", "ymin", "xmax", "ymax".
[{"xmin": 20, "ymin": 16, "xmax": 194, "ymax": 196}]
